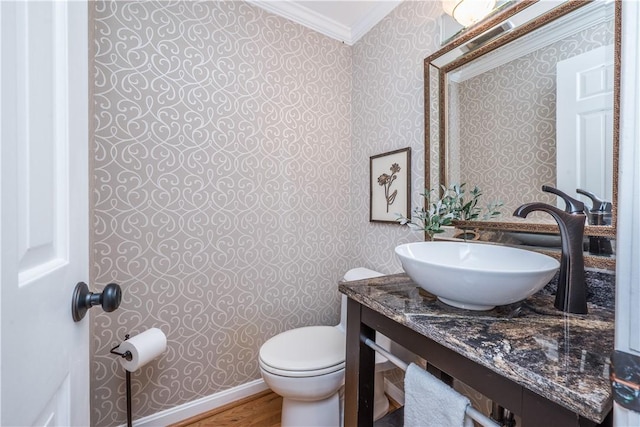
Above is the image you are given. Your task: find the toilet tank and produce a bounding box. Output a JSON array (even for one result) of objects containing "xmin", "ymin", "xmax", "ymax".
[
  {"xmin": 338, "ymin": 268, "xmax": 385, "ymax": 332},
  {"xmin": 338, "ymin": 268, "xmax": 417, "ymax": 366}
]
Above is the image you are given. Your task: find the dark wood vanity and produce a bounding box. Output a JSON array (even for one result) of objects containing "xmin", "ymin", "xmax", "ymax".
[
  {"xmin": 341, "ymin": 274, "xmax": 614, "ymax": 427},
  {"xmin": 383, "ymin": 1, "xmax": 621, "ymax": 423}
]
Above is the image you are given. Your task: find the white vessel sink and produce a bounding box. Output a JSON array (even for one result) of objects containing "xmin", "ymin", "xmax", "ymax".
[{"xmin": 395, "ymin": 242, "xmax": 560, "ymax": 311}]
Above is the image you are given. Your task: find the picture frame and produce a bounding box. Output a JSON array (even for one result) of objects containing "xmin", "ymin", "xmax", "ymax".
[{"xmin": 370, "ymin": 147, "xmax": 411, "ymax": 223}]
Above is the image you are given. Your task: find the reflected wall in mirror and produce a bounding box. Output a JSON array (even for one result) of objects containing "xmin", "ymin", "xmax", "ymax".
[{"xmin": 425, "ymin": 0, "xmax": 619, "ymax": 241}]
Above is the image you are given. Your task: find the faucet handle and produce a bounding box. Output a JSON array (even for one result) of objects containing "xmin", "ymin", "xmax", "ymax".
[
  {"xmin": 542, "ymin": 185, "xmax": 585, "ymax": 214},
  {"xmin": 576, "ymin": 188, "xmax": 612, "ymax": 213}
]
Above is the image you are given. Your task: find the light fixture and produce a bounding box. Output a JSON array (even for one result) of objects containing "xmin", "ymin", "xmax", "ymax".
[{"xmin": 442, "ymin": 0, "xmax": 497, "ymax": 27}]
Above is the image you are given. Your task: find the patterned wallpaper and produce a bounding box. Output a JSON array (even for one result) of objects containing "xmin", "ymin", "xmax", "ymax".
[
  {"xmin": 350, "ymin": 1, "xmax": 441, "ymax": 273},
  {"xmin": 91, "ymin": 1, "xmax": 353, "ymax": 425},
  {"xmin": 90, "ymin": 1, "xmax": 612, "ymax": 423},
  {"xmin": 451, "ymin": 20, "xmax": 614, "ymax": 215}
]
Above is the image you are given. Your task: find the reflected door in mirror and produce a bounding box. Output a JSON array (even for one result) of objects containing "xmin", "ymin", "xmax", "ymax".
[{"xmin": 556, "ymin": 45, "xmax": 614, "ymax": 208}]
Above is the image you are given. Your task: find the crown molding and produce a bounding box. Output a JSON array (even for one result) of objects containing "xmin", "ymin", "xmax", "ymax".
[
  {"xmin": 350, "ymin": 1, "xmax": 402, "ymax": 44},
  {"xmin": 246, "ymin": 0, "xmax": 402, "ymax": 45}
]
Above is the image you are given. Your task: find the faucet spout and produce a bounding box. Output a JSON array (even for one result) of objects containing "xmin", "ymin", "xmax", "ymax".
[{"xmin": 513, "ymin": 202, "xmax": 588, "ymax": 314}]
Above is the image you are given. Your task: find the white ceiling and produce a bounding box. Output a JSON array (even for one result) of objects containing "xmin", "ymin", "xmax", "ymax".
[{"xmin": 246, "ymin": 0, "xmax": 404, "ymax": 45}]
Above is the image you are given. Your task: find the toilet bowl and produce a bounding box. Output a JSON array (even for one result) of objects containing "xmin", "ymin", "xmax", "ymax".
[
  {"xmin": 259, "ymin": 268, "xmax": 401, "ymax": 427},
  {"xmin": 259, "ymin": 326, "xmax": 346, "ymax": 427}
]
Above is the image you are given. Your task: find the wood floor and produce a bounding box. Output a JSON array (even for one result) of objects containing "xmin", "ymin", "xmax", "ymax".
[
  {"xmin": 171, "ymin": 390, "xmax": 401, "ymax": 427},
  {"xmin": 170, "ymin": 390, "xmax": 282, "ymax": 427}
]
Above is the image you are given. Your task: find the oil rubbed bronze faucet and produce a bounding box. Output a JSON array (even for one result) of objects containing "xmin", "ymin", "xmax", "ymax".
[{"xmin": 513, "ymin": 186, "xmax": 588, "ymax": 314}]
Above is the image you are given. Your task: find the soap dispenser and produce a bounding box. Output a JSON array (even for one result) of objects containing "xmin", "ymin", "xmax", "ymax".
[{"xmin": 576, "ymin": 189, "xmax": 613, "ymax": 256}]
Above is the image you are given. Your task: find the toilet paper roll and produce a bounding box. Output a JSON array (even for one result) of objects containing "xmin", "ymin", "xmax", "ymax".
[{"xmin": 118, "ymin": 328, "xmax": 167, "ymax": 372}]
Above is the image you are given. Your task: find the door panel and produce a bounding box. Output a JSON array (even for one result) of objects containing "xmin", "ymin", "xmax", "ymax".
[
  {"xmin": 556, "ymin": 44, "xmax": 614, "ymax": 205},
  {"xmin": 16, "ymin": 0, "xmax": 68, "ymax": 281},
  {"xmin": 32, "ymin": 376, "xmax": 71, "ymax": 427},
  {"xmin": 1, "ymin": 1, "xmax": 89, "ymax": 425}
]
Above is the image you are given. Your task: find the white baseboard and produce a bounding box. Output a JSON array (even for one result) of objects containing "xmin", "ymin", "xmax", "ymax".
[
  {"xmin": 384, "ymin": 378, "xmax": 405, "ymax": 406},
  {"xmin": 127, "ymin": 375, "xmax": 401, "ymax": 426},
  {"xmin": 129, "ymin": 379, "xmax": 269, "ymax": 427}
]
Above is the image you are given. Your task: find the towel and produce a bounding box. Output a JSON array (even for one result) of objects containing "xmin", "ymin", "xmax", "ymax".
[{"xmin": 404, "ymin": 363, "xmax": 474, "ymax": 427}]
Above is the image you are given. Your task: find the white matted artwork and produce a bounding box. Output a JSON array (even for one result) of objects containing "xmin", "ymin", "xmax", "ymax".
[{"xmin": 370, "ymin": 147, "xmax": 411, "ymax": 223}]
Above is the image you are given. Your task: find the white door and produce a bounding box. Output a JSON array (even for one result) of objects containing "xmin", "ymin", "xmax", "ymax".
[
  {"xmin": 556, "ymin": 44, "xmax": 614, "ymax": 204},
  {"xmin": 614, "ymin": 1, "xmax": 640, "ymax": 425},
  {"xmin": 1, "ymin": 1, "xmax": 90, "ymax": 425}
]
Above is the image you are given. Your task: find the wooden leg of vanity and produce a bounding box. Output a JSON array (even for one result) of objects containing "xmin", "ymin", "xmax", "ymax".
[{"xmin": 345, "ymin": 297, "xmax": 376, "ymax": 427}]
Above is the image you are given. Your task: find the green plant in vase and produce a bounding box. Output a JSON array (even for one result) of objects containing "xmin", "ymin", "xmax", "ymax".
[
  {"xmin": 445, "ymin": 184, "xmax": 504, "ymax": 238},
  {"xmin": 398, "ymin": 183, "xmax": 503, "ymax": 241},
  {"xmin": 397, "ymin": 188, "xmax": 456, "ymax": 241}
]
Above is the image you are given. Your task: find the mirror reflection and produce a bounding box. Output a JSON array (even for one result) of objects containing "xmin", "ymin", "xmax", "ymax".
[
  {"xmin": 426, "ymin": 0, "xmax": 619, "ymax": 242},
  {"xmin": 446, "ymin": 1, "xmax": 614, "ymax": 224}
]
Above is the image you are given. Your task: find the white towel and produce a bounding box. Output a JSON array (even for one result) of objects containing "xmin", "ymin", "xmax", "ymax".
[{"xmin": 404, "ymin": 363, "xmax": 474, "ymax": 427}]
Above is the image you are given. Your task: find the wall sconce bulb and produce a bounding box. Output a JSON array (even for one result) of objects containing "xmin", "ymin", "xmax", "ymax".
[{"xmin": 442, "ymin": 0, "xmax": 497, "ymax": 27}]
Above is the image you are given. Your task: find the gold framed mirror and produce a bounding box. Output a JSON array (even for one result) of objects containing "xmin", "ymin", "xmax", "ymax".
[{"xmin": 425, "ymin": 0, "xmax": 620, "ymax": 265}]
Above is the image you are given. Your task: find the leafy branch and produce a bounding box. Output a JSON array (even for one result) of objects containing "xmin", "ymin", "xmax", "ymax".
[{"xmin": 397, "ymin": 183, "xmax": 503, "ymax": 240}]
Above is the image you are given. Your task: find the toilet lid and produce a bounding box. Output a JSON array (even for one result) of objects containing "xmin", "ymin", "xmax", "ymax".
[{"xmin": 259, "ymin": 326, "xmax": 345, "ymax": 372}]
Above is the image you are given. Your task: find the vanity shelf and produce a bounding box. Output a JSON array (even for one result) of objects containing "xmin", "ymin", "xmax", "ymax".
[{"xmin": 340, "ymin": 274, "xmax": 614, "ymax": 427}]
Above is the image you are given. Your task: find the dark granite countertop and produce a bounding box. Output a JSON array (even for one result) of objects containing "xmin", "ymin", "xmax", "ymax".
[{"xmin": 339, "ymin": 273, "xmax": 614, "ymax": 423}]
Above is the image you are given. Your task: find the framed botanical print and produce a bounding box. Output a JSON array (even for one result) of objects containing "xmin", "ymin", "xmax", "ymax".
[{"xmin": 370, "ymin": 147, "xmax": 411, "ymax": 223}]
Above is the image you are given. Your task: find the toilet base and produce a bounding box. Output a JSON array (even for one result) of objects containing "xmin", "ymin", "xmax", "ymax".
[
  {"xmin": 273, "ymin": 371, "xmax": 389, "ymax": 426},
  {"xmin": 281, "ymin": 392, "xmax": 339, "ymax": 427}
]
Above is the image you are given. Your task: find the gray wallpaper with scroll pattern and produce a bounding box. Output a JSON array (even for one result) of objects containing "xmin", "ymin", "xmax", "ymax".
[
  {"xmin": 452, "ymin": 21, "xmax": 613, "ymax": 215},
  {"xmin": 91, "ymin": 0, "xmax": 450, "ymax": 424},
  {"xmin": 91, "ymin": 1, "xmax": 608, "ymax": 424},
  {"xmin": 90, "ymin": 1, "xmax": 353, "ymax": 424},
  {"xmin": 350, "ymin": 1, "xmax": 441, "ymax": 273}
]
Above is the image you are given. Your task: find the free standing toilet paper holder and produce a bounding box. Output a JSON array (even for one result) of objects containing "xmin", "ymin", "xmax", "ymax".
[
  {"xmin": 110, "ymin": 329, "xmax": 167, "ymax": 426},
  {"xmin": 110, "ymin": 335, "xmax": 134, "ymax": 427},
  {"xmin": 110, "ymin": 335, "xmax": 133, "ymax": 361}
]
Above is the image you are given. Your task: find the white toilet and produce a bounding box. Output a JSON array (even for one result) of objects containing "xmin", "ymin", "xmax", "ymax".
[{"xmin": 258, "ymin": 268, "xmax": 398, "ymax": 427}]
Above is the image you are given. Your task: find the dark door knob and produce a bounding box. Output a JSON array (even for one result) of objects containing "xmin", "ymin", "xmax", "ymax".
[{"xmin": 71, "ymin": 282, "xmax": 122, "ymax": 322}]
